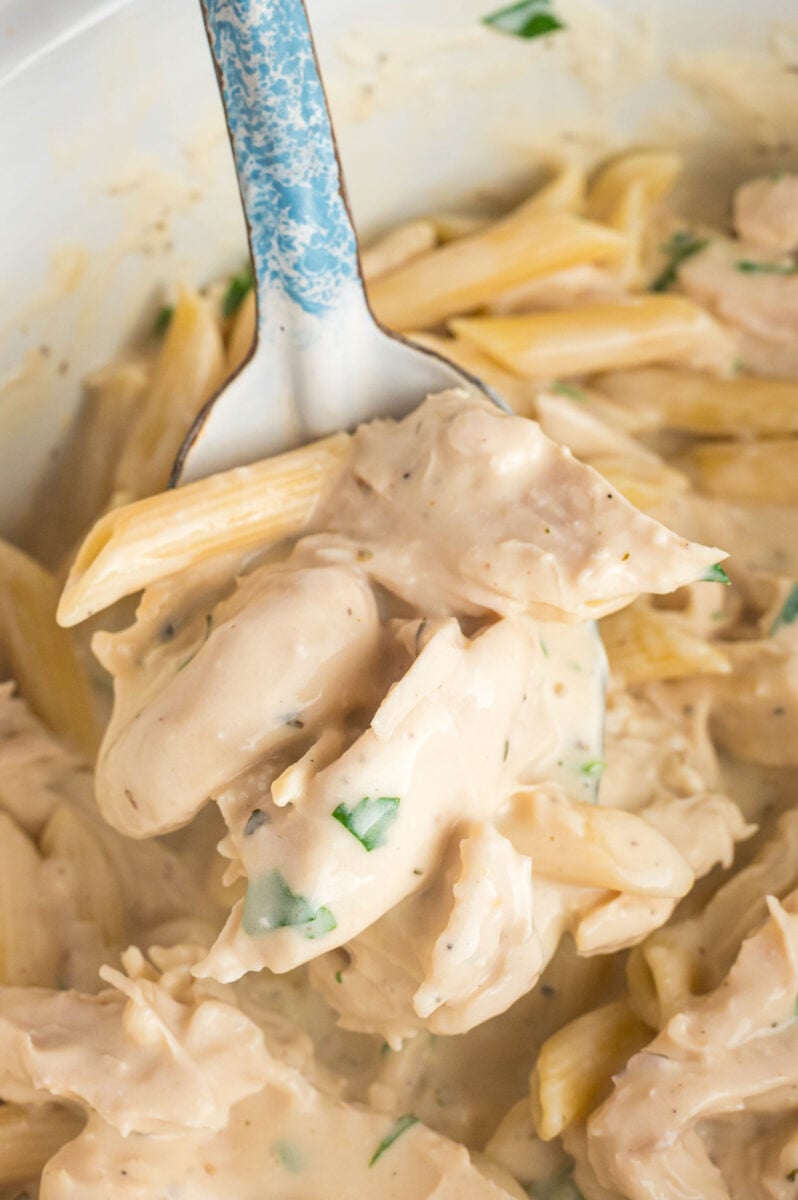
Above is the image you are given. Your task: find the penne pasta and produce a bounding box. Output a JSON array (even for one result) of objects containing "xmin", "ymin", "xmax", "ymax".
[
  {"xmin": 367, "ymin": 210, "xmax": 626, "ymax": 331},
  {"xmin": 40, "ymin": 804, "xmax": 126, "ymax": 946},
  {"xmin": 450, "ymin": 296, "xmax": 735, "ymax": 379},
  {"xmin": 600, "ymin": 603, "xmax": 731, "ymax": 685},
  {"xmin": 594, "ymin": 366, "xmax": 798, "ymax": 436},
  {"xmin": 0, "ymin": 811, "xmax": 59, "ymax": 987},
  {"xmin": 573, "ymin": 892, "xmax": 677, "ymax": 957},
  {"xmin": 409, "ymin": 331, "xmax": 539, "ymax": 414},
  {"xmin": 516, "ymin": 164, "xmax": 588, "ymax": 217},
  {"xmin": 682, "ymin": 437, "xmax": 798, "ymax": 504},
  {"xmin": 361, "ymin": 218, "xmax": 438, "ymax": 281},
  {"xmin": 0, "ymin": 1102, "xmax": 84, "ymax": 1187},
  {"xmin": 111, "ymin": 287, "xmax": 226, "ymax": 502},
  {"xmin": 587, "ymin": 151, "xmax": 682, "ymax": 227},
  {"xmin": 429, "ymin": 212, "xmax": 489, "ymax": 242},
  {"xmin": 225, "ymin": 286, "xmax": 257, "ymax": 375},
  {"xmin": 26, "ymin": 360, "xmax": 150, "ymax": 568},
  {"xmin": 0, "ymin": 540, "xmax": 98, "ymax": 756},
  {"xmin": 638, "ymin": 810, "xmax": 798, "ymax": 1023},
  {"xmin": 530, "ymin": 999, "xmax": 651, "ymax": 1140},
  {"xmin": 57, "ymin": 432, "xmax": 352, "ymax": 626},
  {"xmin": 587, "ymin": 151, "xmax": 681, "ymax": 283},
  {"xmin": 500, "ymin": 787, "xmax": 694, "ymax": 899}
]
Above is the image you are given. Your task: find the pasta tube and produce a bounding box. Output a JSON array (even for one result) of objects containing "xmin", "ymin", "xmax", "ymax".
[
  {"xmin": 361, "ymin": 218, "xmax": 438, "ymax": 281},
  {"xmin": 0, "ymin": 812, "xmax": 59, "ymax": 986},
  {"xmin": 409, "ymin": 332, "xmax": 539, "ymax": 414},
  {"xmin": 531, "ymin": 999, "xmax": 651, "ymax": 1140},
  {"xmin": 600, "ymin": 604, "xmax": 731, "ymax": 685},
  {"xmin": 501, "ymin": 788, "xmax": 694, "ymax": 899},
  {"xmin": 226, "ymin": 287, "xmax": 256, "ymax": 375},
  {"xmin": 595, "ymin": 366, "xmax": 798, "ymax": 436},
  {"xmin": 587, "ymin": 151, "xmax": 681, "ymax": 226},
  {"xmin": 683, "ymin": 438, "xmax": 798, "ymax": 504},
  {"xmin": 111, "ymin": 287, "xmax": 226, "ymax": 502},
  {"xmin": 0, "ymin": 540, "xmax": 98, "ymax": 756},
  {"xmin": 57, "ymin": 433, "xmax": 351, "ymax": 626},
  {"xmin": 40, "ymin": 805, "xmax": 126, "ymax": 946},
  {"xmin": 587, "ymin": 151, "xmax": 681, "ymax": 283},
  {"xmin": 368, "ymin": 210, "xmax": 626, "ymax": 330},
  {"xmin": 451, "ymin": 296, "xmax": 735, "ymax": 379},
  {"xmin": 517, "ymin": 164, "xmax": 587, "ymax": 216}
]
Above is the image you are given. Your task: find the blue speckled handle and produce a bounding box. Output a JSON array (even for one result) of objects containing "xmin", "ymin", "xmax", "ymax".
[{"xmin": 200, "ymin": 0, "xmax": 360, "ymax": 321}]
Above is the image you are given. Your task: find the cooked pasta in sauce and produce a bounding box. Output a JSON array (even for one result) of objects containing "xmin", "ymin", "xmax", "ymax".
[{"xmin": 3, "ymin": 153, "xmax": 798, "ymax": 1200}]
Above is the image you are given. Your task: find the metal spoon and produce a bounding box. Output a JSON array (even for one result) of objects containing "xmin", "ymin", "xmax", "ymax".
[{"xmin": 176, "ymin": 0, "xmax": 502, "ymax": 485}]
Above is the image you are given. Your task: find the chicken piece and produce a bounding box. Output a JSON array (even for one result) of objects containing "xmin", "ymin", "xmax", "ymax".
[
  {"xmin": 734, "ymin": 173, "xmax": 798, "ymax": 255},
  {"xmin": 0, "ymin": 948, "xmax": 520, "ymax": 1200},
  {"xmin": 588, "ymin": 892, "xmax": 798, "ymax": 1200}
]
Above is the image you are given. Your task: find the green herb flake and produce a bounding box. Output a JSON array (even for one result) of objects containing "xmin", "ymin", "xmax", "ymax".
[
  {"xmin": 177, "ymin": 613, "xmax": 213, "ymax": 672},
  {"xmin": 698, "ymin": 563, "xmax": 731, "ymax": 585},
  {"xmin": 332, "ymin": 796, "xmax": 400, "ymax": 852},
  {"xmin": 540, "ymin": 637, "xmax": 549, "ymax": 657},
  {"xmin": 503, "ymin": 739, "xmax": 510, "ymax": 762},
  {"xmin": 335, "ymin": 969, "xmax": 343, "ymax": 984},
  {"xmin": 580, "ymin": 759, "xmax": 606, "ymax": 779},
  {"xmin": 550, "ymin": 380, "xmax": 586, "ymax": 402},
  {"xmin": 222, "ymin": 261, "xmax": 255, "ymax": 318},
  {"xmin": 482, "ymin": 0, "xmax": 564, "ymax": 41},
  {"xmin": 771, "ymin": 584, "xmax": 798, "ymax": 635},
  {"xmin": 380, "ymin": 1041, "xmax": 392, "ymax": 1055},
  {"xmin": 369, "ymin": 1114, "xmax": 419, "ymax": 1167},
  {"xmin": 272, "ymin": 1141, "xmax": 304, "ymax": 1173},
  {"xmin": 735, "ymin": 259, "xmax": 798, "ymax": 276},
  {"xmin": 650, "ymin": 231, "xmax": 709, "ymax": 293},
  {"xmin": 242, "ymin": 869, "xmax": 336, "ymax": 940},
  {"xmin": 794, "ymin": 994, "xmax": 798, "ymax": 1018},
  {"xmin": 271, "ymin": 1142, "xmax": 302, "ymax": 1171},
  {"xmin": 153, "ymin": 304, "xmax": 174, "ymax": 337},
  {"xmin": 788, "ymin": 1167, "xmax": 798, "ymax": 1182}
]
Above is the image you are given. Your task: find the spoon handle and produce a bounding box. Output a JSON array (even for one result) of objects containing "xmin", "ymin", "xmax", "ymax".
[{"xmin": 199, "ymin": 0, "xmax": 361, "ymax": 326}]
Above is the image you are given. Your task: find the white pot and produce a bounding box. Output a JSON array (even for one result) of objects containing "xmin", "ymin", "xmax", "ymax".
[{"xmin": 0, "ymin": 0, "xmax": 796, "ymax": 534}]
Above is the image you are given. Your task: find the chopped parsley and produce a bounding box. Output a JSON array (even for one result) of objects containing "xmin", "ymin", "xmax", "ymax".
[
  {"xmin": 380, "ymin": 1041, "xmax": 392, "ymax": 1055},
  {"xmin": 794, "ymin": 994, "xmax": 798, "ymax": 1017},
  {"xmin": 550, "ymin": 380, "xmax": 586, "ymax": 402},
  {"xmin": 176, "ymin": 613, "xmax": 213, "ymax": 671},
  {"xmin": 771, "ymin": 584, "xmax": 798, "ymax": 635},
  {"xmin": 332, "ymin": 796, "xmax": 400, "ymax": 851},
  {"xmin": 242, "ymin": 869, "xmax": 336, "ymax": 940},
  {"xmin": 580, "ymin": 759, "xmax": 606, "ymax": 778},
  {"xmin": 735, "ymin": 259, "xmax": 798, "ymax": 276},
  {"xmin": 650, "ymin": 231, "xmax": 709, "ymax": 293},
  {"xmin": 369, "ymin": 1114, "xmax": 419, "ymax": 1166},
  {"xmin": 222, "ymin": 261, "xmax": 255, "ymax": 318},
  {"xmin": 153, "ymin": 304, "xmax": 174, "ymax": 336},
  {"xmin": 698, "ymin": 563, "xmax": 731, "ymax": 585},
  {"xmin": 272, "ymin": 1141, "xmax": 304, "ymax": 1173},
  {"xmin": 482, "ymin": 0, "xmax": 564, "ymax": 40},
  {"xmin": 335, "ymin": 969, "xmax": 343, "ymax": 984}
]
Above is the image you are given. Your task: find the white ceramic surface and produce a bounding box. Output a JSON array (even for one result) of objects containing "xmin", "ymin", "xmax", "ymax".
[{"xmin": 0, "ymin": 0, "xmax": 797, "ymax": 536}]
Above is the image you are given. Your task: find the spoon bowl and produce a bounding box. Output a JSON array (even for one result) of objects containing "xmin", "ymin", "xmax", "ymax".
[{"xmin": 176, "ymin": 0, "xmax": 502, "ymax": 486}]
